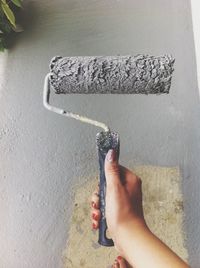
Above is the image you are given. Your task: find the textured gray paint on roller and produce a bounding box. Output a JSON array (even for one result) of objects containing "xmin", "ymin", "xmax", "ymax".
[
  {"xmin": 49, "ymin": 55, "xmax": 175, "ymax": 94},
  {"xmin": 96, "ymin": 131, "xmax": 119, "ymax": 153}
]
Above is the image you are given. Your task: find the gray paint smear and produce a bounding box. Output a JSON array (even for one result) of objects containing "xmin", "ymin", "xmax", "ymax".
[
  {"xmin": 0, "ymin": 0, "xmax": 200, "ymax": 267},
  {"xmin": 49, "ymin": 55, "xmax": 174, "ymax": 94}
]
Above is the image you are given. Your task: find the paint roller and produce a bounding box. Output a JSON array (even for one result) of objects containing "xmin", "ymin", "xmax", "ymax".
[{"xmin": 43, "ymin": 54, "xmax": 175, "ymax": 247}]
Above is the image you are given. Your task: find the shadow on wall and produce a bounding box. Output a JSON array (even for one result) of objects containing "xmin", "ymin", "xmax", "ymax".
[{"xmin": 6, "ymin": 1, "xmax": 39, "ymax": 50}]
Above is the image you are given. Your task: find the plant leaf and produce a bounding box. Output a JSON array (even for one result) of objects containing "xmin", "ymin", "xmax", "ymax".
[
  {"xmin": 0, "ymin": 15, "xmax": 13, "ymax": 33},
  {"xmin": 11, "ymin": 0, "xmax": 22, "ymax": 7},
  {"xmin": 1, "ymin": 3, "xmax": 16, "ymax": 27}
]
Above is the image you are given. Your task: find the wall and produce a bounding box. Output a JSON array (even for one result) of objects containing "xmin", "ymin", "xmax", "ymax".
[
  {"xmin": 0, "ymin": 1, "xmax": 200, "ymax": 267},
  {"xmin": 191, "ymin": 0, "xmax": 200, "ymax": 90}
]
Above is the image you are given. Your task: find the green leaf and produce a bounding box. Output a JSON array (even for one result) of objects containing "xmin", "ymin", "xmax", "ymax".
[
  {"xmin": 1, "ymin": 3, "xmax": 16, "ymax": 27},
  {"xmin": 0, "ymin": 22, "xmax": 12, "ymax": 34},
  {"xmin": 11, "ymin": 0, "xmax": 22, "ymax": 8}
]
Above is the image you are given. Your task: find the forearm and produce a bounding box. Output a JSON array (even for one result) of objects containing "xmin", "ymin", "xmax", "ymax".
[{"xmin": 118, "ymin": 220, "xmax": 189, "ymax": 268}]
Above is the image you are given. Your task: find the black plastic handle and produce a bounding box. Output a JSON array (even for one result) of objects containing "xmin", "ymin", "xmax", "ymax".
[{"xmin": 96, "ymin": 131, "xmax": 120, "ymax": 247}]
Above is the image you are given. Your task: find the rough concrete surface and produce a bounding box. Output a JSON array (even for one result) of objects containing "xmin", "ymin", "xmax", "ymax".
[{"xmin": 0, "ymin": 0, "xmax": 200, "ymax": 267}]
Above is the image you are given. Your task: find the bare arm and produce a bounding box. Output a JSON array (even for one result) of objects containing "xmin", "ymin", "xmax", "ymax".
[{"xmin": 118, "ymin": 220, "xmax": 189, "ymax": 268}]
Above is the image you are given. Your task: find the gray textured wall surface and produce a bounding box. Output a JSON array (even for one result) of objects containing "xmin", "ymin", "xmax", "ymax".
[{"xmin": 0, "ymin": 0, "xmax": 200, "ymax": 267}]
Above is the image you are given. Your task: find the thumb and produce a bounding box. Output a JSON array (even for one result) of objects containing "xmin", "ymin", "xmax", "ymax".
[{"xmin": 105, "ymin": 149, "xmax": 121, "ymax": 189}]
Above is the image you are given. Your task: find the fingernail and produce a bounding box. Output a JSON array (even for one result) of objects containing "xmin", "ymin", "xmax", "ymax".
[
  {"xmin": 91, "ymin": 202, "xmax": 96, "ymax": 208},
  {"xmin": 92, "ymin": 223, "xmax": 97, "ymax": 229},
  {"xmin": 113, "ymin": 264, "xmax": 117, "ymax": 268},
  {"xmin": 106, "ymin": 149, "xmax": 116, "ymax": 162},
  {"xmin": 92, "ymin": 213, "xmax": 98, "ymax": 220},
  {"xmin": 117, "ymin": 256, "xmax": 122, "ymax": 261}
]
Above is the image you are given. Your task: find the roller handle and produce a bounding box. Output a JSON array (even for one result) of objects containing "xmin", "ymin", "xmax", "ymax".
[{"xmin": 97, "ymin": 141, "xmax": 119, "ymax": 247}]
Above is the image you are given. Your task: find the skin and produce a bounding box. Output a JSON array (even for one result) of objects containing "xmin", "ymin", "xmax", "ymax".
[{"xmin": 90, "ymin": 149, "xmax": 190, "ymax": 268}]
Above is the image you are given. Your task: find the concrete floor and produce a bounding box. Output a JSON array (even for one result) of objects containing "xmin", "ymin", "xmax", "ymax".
[{"xmin": 0, "ymin": 0, "xmax": 200, "ymax": 267}]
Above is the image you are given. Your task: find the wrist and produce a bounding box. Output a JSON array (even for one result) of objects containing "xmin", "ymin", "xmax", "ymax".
[
  {"xmin": 115, "ymin": 218, "xmax": 149, "ymax": 256},
  {"xmin": 118, "ymin": 217, "xmax": 148, "ymax": 236}
]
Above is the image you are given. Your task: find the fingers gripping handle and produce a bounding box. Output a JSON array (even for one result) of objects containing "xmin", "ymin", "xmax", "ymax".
[{"xmin": 96, "ymin": 131, "xmax": 120, "ymax": 247}]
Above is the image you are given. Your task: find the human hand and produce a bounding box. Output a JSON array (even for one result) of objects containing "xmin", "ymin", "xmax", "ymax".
[
  {"xmin": 90, "ymin": 149, "xmax": 189, "ymax": 268},
  {"xmin": 104, "ymin": 149, "xmax": 146, "ymax": 250},
  {"xmin": 91, "ymin": 149, "xmax": 146, "ymax": 253}
]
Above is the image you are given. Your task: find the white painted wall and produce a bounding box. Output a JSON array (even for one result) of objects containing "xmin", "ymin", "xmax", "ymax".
[{"xmin": 190, "ymin": 0, "xmax": 200, "ymax": 91}]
